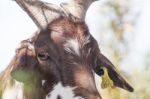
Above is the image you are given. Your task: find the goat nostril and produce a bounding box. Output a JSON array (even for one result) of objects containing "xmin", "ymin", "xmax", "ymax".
[{"xmin": 37, "ymin": 52, "xmax": 49, "ymax": 60}]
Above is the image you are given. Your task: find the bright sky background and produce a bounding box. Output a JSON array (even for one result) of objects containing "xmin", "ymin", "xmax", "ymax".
[
  {"xmin": 123, "ymin": 0, "xmax": 150, "ymax": 71},
  {"xmin": 0, "ymin": 0, "xmax": 150, "ymax": 72}
]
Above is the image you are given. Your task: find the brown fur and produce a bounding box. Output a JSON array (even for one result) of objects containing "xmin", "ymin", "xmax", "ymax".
[{"xmin": 34, "ymin": 17, "xmax": 102, "ymax": 98}]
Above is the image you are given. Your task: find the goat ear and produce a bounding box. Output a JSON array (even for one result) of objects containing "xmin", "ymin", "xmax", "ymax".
[
  {"xmin": 10, "ymin": 40, "xmax": 38, "ymax": 83},
  {"xmin": 94, "ymin": 53, "xmax": 134, "ymax": 92}
]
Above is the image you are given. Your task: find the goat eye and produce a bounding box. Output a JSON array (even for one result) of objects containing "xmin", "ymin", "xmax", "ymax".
[{"xmin": 37, "ymin": 52, "xmax": 49, "ymax": 61}]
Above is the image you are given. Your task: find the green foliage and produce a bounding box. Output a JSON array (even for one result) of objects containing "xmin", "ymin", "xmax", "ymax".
[
  {"xmin": 11, "ymin": 69, "xmax": 35, "ymax": 84},
  {"xmin": 11, "ymin": 69, "xmax": 38, "ymax": 97}
]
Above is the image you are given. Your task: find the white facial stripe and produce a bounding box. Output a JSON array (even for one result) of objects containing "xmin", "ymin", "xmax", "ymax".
[
  {"xmin": 2, "ymin": 80, "xmax": 24, "ymax": 99},
  {"xmin": 46, "ymin": 82, "xmax": 84, "ymax": 99},
  {"xmin": 64, "ymin": 35, "xmax": 91, "ymax": 56},
  {"xmin": 64, "ymin": 38, "xmax": 80, "ymax": 55}
]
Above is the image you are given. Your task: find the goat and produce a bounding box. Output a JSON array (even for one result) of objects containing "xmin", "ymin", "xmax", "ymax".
[{"xmin": 0, "ymin": 17, "xmax": 133, "ymax": 99}]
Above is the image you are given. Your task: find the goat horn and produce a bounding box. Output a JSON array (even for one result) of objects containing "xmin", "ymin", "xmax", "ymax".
[
  {"xmin": 15, "ymin": 0, "xmax": 96, "ymax": 29},
  {"xmin": 15, "ymin": 0, "xmax": 66, "ymax": 29}
]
